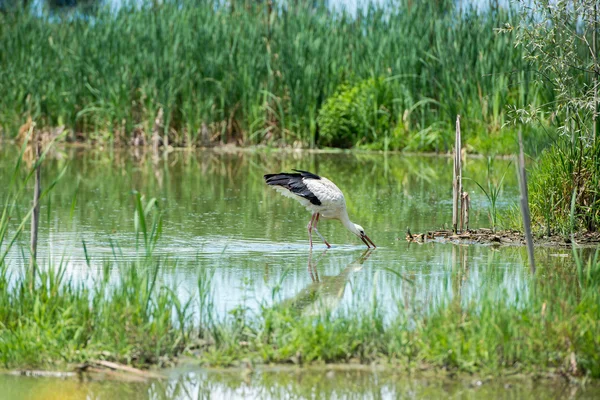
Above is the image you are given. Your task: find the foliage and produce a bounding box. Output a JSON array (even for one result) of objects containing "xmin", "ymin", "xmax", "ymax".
[
  {"xmin": 508, "ymin": 0, "xmax": 600, "ymax": 235},
  {"xmin": 466, "ymin": 157, "xmax": 510, "ymax": 232},
  {"xmin": 317, "ymin": 78, "xmax": 394, "ymax": 149},
  {"xmin": 200, "ymin": 252, "xmax": 600, "ymax": 378},
  {"xmin": 527, "ymin": 142, "xmax": 600, "ymax": 235},
  {"xmin": 0, "ymin": 150, "xmax": 191, "ymax": 368},
  {"xmin": 0, "ymin": 0, "xmax": 543, "ymax": 152}
]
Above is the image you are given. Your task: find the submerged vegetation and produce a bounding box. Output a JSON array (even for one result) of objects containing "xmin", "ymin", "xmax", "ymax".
[{"xmin": 0, "ymin": 0, "xmax": 546, "ymax": 152}]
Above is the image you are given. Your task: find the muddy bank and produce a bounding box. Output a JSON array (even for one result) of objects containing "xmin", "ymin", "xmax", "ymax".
[{"xmin": 404, "ymin": 228, "xmax": 600, "ymax": 248}]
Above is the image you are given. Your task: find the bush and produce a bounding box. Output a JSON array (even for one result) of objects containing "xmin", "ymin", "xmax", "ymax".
[{"xmin": 317, "ymin": 78, "xmax": 394, "ymax": 148}]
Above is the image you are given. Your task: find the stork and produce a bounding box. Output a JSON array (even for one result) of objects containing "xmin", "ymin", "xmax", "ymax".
[{"xmin": 263, "ymin": 169, "xmax": 376, "ymax": 248}]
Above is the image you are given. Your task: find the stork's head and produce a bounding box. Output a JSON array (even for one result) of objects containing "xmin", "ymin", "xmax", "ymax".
[{"xmin": 352, "ymin": 224, "xmax": 376, "ymax": 248}]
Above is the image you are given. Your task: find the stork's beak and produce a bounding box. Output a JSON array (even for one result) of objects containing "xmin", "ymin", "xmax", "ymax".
[{"xmin": 360, "ymin": 234, "xmax": 376, "ymax": 248}]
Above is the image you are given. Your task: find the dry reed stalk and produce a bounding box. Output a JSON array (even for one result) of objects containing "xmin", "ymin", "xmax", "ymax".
[
  {"xmin": 517, "ymin": 130, "xmax": 536, "ymax": 274},
  {"xmin": 461, "ymin": 191, "xmax": 470, "ymax": 231},
  {"xmin": 453, "ymin": 115, "xmax": 462, "ymax": 233},
  {"xmin": 152, "ymin": 107, "xmax": 164, "ymax": 153},
  {"xmin": 30, "ymin": 128, "xmax": 41, "ymax": 288}
]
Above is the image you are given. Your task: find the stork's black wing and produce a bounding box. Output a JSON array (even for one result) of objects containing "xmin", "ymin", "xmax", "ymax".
[{"xmin": 264, "ymin": 170, "xmax": 322, "ymax": 206}]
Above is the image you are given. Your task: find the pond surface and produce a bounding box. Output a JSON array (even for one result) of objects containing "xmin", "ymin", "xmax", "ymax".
[
  {"xmin": 2, "ymin": 367, "xmax": 599, "ymax": 399},
  {"xmin": 2, "ymin": 147, "xmax": 543, "ymax": 317},
  {"xmin": 2, "ymin": 147, "xmax": 589, "ymax": 398}
]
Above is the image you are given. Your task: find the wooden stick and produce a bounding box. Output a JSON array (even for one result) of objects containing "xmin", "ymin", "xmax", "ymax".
[
  {"xmin": 453, "ymin": 115, "xmax": 462, "ymax": 233},
  {"xmin": 517, "ymin": 130, "xmax": 536, "ymax": 274},
  {"xmin": 461, "ymin": 191, "xmax": 470, "ymax": 232},
  {"xmin": 30, "ymin": 129, "xmax": 41, "ymax": 289}
]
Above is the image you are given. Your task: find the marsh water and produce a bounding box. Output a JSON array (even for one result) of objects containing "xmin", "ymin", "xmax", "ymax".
[
  {"xmin": 2, "ymin": 367, "xmax": 599, "ymax": 400},
  {"xmin": 1, "ymin": 147, "xmax": 595, "ymax": 398}
]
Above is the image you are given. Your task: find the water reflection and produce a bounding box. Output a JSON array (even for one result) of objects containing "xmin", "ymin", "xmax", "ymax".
[
  {"xmin": 0, "ymin": 147, "xmax": 546, "ymax": 319},
  {"xmin": 1, "ymin": 368, "xmax": 598, "ymax": 400},
  {"xmin": 281, "ymin": 249, "xmax": 373, "ymax": 316}
]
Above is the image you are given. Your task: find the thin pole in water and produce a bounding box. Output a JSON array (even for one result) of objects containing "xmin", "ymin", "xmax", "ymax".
[
  {"xmin": 453, "ymin": 115, "xmax": 462, "ymax": 234},
  {"xmin": 30, "ymin": 128, "xmax": 41, "ymax": 289},
  {"xmin": 517, "ymin": 130, "xmax": 535, "ymax": 275}
]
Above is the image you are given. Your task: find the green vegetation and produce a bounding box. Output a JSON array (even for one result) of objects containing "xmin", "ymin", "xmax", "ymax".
[
  {"xmin": 467, "ymin": 157, "xmax": 510, "ymax": 232},
  {"xmin": 0, "ymin": 149, "xmax": 189, "ymax": 368},
  {"xmin": 0, "ymin": 257, "xmax": 190, "ymax": 368},
  {"xmin": 508, "ymin": 1, "xmax": 600, "ymax": 236},
  {"xmin": 201, "ymin": 251, "xmax": 600, "ymax": 378},
  {"xmin": 2, "ymin": 236, "xmax": 600, "ymax": 376},
  {"xmin": 0, "ymin": 0, "xmax": 545, "ymax": 152},
  {"xmin": 317, "ymin": 78, "xmax": 395, "ymax": 149}
]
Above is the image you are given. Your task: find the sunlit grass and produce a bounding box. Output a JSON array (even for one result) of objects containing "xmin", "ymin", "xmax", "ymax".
[{"xmin": 0, "ymin": 0, "xmax": 549, "ymax": 151}]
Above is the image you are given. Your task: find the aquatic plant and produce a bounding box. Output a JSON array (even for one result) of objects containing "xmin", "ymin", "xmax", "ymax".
[
  {"xmin": 0, "ymin": 146, "xmax": 192, "ymax": 368},
  {"xmin": 0, "ymin": 0, "xmax": 542, "ymax": 151},
  {"xmin": 466, "ymin": 157, "xmax": 510, "ymax": 232}
]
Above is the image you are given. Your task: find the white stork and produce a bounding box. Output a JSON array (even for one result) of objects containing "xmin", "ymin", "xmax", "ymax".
[{"xmin": 264, "ymin": 169, "xmax": 376, "ymax": 248}]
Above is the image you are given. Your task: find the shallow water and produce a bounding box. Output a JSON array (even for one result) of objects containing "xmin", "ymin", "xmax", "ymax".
[
  {"xmin": 2, "ymin": 147, "xmax": 546, "ymax": 316},
  {"xmin": 2, "ymin": 368, "xmax": 599, "ymax": 400}
]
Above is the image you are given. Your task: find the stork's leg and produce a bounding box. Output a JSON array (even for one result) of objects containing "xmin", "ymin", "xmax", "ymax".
[
  {"xmin": 313, "ymin": 213, "xmax": 331, "ymax": 248},
  {"xmin": 307, "ymin": 213, "xmax": 317, "ymax": 248}
]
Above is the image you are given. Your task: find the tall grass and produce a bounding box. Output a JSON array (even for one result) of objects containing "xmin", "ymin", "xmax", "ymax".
[
  {"xmin": 0, "ymin": 0, "xmax": 548, "ymax": 150},
  {"xmin": 0, "ymin": 148, "xmax": 193, "ymax": 369}
]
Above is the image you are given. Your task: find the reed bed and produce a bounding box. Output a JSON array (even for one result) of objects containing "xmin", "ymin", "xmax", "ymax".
[{"xmin": 0, "ymin": 0, "xmax": 547, "ymax": 150}]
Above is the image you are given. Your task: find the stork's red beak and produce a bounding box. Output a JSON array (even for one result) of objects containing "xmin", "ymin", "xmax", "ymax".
[{"xmin": 361, "ymin": 234, "xmax": 376, "ymax": 248}]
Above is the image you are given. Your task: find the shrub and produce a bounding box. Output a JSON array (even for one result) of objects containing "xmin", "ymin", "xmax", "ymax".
[{"xmin": 317, "ymin": 78, "xmax": 394, "ymax": 148}]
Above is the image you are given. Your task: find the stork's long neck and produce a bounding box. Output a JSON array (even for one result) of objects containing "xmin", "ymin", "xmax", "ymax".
[{"xmin": 340, "ymin": 210, "xmax": 359, "ymax": 236}]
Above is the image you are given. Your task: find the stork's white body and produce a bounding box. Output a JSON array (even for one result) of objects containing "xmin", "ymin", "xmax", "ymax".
[
  {"xmin": 273, "ymin": 176, "xmax": 346, "ymax": 219},
  {"xmin": 264, "ymin": 170, "xmax": 376, "ymax": 248}
]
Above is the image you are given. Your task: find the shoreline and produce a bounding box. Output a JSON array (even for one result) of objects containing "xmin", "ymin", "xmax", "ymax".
[
  {"xmin": 2, "ymin": 361, "xmax": 598, "ymax": 386},
  {"xmin": 0, "ymin": 137, "xmax": 519, "ymax": 159}
]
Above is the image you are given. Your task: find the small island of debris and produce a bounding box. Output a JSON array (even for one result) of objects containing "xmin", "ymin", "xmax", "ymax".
[{"xmin": 404, "ymin": 228, "xmax": 600, "ymax": 248}]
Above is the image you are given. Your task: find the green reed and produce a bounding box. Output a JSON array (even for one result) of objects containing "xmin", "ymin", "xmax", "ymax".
[
  {"xmin": 0, "ymin": 0, "xmax": 545, "ymax": 150},
  {"xmin": 467, "ymin": 157, "xmax": 510, "ymax": 232},
  {"xmin": 0, "ymin": 150, "xmax": 193, "ymax": 368}
]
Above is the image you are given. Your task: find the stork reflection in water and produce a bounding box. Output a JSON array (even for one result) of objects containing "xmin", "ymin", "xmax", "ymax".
[{"xmin": 280, "ymin": 249, "xmax": 374, "ymax": 316}]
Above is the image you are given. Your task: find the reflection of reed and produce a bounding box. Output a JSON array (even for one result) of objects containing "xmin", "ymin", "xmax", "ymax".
[
  {"xmin": 451, "ymin": 244, "xmax": 470, "ymax": 314},
  {"xmin": 280, "ymin": 249, "xmax": 374, "ymax": 316}
]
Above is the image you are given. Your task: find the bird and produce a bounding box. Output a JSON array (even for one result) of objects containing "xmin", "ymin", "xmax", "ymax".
[{"xmin": 263, "ymin": 169, "xmax": 376, "ymax": 248}]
